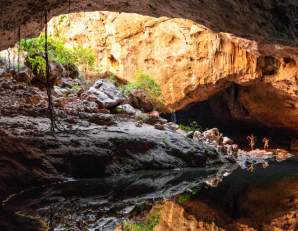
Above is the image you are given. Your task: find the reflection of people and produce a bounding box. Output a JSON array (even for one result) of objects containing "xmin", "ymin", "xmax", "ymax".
[
  {"xmin": 262, "ymin": 137, "xmax": 269, "ymax": 150},
  {"xmin": 246, "ymin": 134, "xmax": 257, "ymax": 150}
]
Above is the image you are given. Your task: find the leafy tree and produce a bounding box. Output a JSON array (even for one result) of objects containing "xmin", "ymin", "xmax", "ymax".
[{"xmin": 20, "ymin": 34, "xmax": 73, "ymax": 65}]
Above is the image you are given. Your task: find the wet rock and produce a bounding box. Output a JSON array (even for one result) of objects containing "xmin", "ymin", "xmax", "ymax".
[
  {"xmin": 4, "ymin": 165, "xmax": 235, "ymax": 231},
  {"xmin": 0, "ymin": 130, "xmax": 59, "ymax": 201},
  {"xmin": 85, "ymin": 79, "xmax": 126, "ymax": 109},
  {"xmin": 186, "ymin": 131, "xmax": 194, "ymax": 138},
  {"xmin": 154, "ymin": 122, "xmax": 165, "ymax": 130},
  {"xmin": 129, "ymin": 88, "xmax": 154, "ymax": 112},
  {"xmin": 79, "ymin": 112, "xmax": 116, "ymax": 126}
]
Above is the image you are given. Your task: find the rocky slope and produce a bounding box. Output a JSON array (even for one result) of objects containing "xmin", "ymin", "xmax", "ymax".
[{"xmin": 0, "ymin": 69, "xmax": 234, "ymax": 202}]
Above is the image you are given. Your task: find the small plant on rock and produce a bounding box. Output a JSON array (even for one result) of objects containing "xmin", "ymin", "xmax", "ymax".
[
  {"xmin": 119, "ymin": 70, "xmax": 164, "ymax": 109},
  {"xmin": 178, "ymin": 121, "xmax": 201, "ymax": 133},
  {"xmin": 123, "ymin": 210, "xmax": 160, "ymax": 231}
]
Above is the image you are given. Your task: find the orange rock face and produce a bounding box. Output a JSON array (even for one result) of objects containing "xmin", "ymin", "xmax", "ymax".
[{"xmin": 48, "ymin": 12, "xmax": 298, "ymax": 132}]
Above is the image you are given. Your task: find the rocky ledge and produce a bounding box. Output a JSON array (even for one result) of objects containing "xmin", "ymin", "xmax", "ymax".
[{"xmin": 0, "ymin": 70, "xmax": 233, "ymax": 203}]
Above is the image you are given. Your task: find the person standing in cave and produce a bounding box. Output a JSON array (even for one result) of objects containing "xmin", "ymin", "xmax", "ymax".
[
  {"xmin": 247, "ymin": 134, "xmax": 257, "ymax": 150},
  {"xmin": 262, "ymin": 137, "xmax": 269, "ymax": 150}
]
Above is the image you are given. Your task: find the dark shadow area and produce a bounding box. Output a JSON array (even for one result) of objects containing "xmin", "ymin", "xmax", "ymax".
[
  {"xmin": 1, "ymin": 0, "xmax": 298, "ymax": 50},
  {"xmin": 164, "ymin": 85, "xmax": 295, "ymax": 150}
]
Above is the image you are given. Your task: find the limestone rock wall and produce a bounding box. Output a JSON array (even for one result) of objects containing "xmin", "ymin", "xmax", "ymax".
[{"xmin": 47, "ymin": 12, "xmax": 298, "ymax": 132}]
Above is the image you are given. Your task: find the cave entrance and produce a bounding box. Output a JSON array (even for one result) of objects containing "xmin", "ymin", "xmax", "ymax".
[{"xmin": 165, "ymin": 84, "xmax": 296, "ymax": 151}]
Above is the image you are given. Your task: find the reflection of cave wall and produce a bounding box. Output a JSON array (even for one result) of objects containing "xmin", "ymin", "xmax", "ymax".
[{"xmin": 169, "ymin": 84, "xmax": 296, "ymax": 149}]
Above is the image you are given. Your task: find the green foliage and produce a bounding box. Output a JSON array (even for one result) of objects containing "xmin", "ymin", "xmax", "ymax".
[
  {"xmin": 176, "ymin": 193, "xmax": 192, "ymax": 205},
  {"xmin": 120, "ymin": 70, "xmax": 161, "ymax": 97},
  {"xmin": 119, "ymin": 70, "xmax": 164, "ymax": 109},
  {"xmin": 107, "ymin": 73, "xmax": 117, "ymax": 85},
  {"xmin": 176, "ymin": 189, "xmax": 198, "ymax": 205},
  {"xmin": 135, "ymin": 70, "xmax": 162, "ymax": 98},
  {"xmin": 70, "ymin": 46, "xmax": 96, "ymax": 70},
  {"xmin": 20, "ymin": 34, "xmax": 73, "ymax": 65},
  {"xmin": 71, "ymin": 83, "xmax": 81, "ymax": 92},
  {"xmin": 119, "ymin": 83, "xmax": 138, "ymax": 96},
  {"xmin": 20, "ymin": 34, "xmax": 97, "ymax": 77},
  {"xmin": 28, "ymin": 55, "xmax": 46, "ymax": 78},
  {"xmin": 123, "ymin": 211, "xmax": 160, "ymax": 231},
  {"xmin": 178, "ymin": 121, "xmax": 201, "ymax": 133}
]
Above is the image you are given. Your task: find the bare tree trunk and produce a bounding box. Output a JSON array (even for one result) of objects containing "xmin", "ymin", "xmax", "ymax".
[
  {"xmin": 17, "ymin": 25, "xmax": 21, "ymax": 72},
  {"xmin": 7, "ymin": 49, "xmax": 11, "ymax": 71},
  {"xmin": 44, "ymin": 9, "xmax": 55, "ymax": 133}
]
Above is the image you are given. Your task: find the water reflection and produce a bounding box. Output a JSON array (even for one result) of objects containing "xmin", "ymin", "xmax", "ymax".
[
  {"xmin": 4, "ymin": 156, "xmax": 298, "ymax": 231},
  {"xmin": 4, "ymin": 163, "xmax": 236, "ymax": 230}
]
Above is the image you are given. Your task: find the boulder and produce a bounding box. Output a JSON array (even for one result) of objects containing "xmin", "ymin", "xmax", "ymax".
[
  {"xmin": 14, "ymin": 67, "xmax": 34, "ymax": 83},
  {"xmin": 146, "ymin": 111, "xmax": 160, "ymax": 124},
  {"xmin": 223, "ymin": 137, "xmax": 234, "ymax": 145},
  {"xmin": 203, "ymin": 128, "xmax": 223, "ymax": 145},
  {"xmin": 63, "ymin": 63, "xmax": 80, "ymax": 79},
  {"xmin": 85, "ymin": 79, "xmax": 126, "ymax": 109},
  {"xmin": 129, "ymin": 88, "xmax": 154, "ymax": 112}
]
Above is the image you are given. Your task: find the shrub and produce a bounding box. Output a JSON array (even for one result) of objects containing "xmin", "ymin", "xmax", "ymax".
[
  {"xmin": 119, "ymin": 70, "xmax": 164, "ymax": 108},
  {"xmin": 27, "ymin": 55, "xmax": 46, "ymax": 78},
  {"xmin": 20, "ymin": 34, "xmax": 73, "ymax": 65},
  {"xmin": 176, "ymin": 189, "xmax": 198, "ymax": 205},
  {"xmin": 176, "ymin": 193, "xmax": 192, "ymax": 205},
  {"xmin": 71, "ymin": 82, "xmax": 81, "ymax": 92},
  {"xmin": 178, "ymin": 121, "xmax": 201, "ymax": 132},
  {"xmin": 20, "ymin": 34, "xmax": 96, "ymax": 78},
  {"xmin": 120, "ymin": 70, "xmax": 161, "ymax": 97},
  {"xmin": 70, "ymin": 46, "xmax": 96, "ymax": 71}
]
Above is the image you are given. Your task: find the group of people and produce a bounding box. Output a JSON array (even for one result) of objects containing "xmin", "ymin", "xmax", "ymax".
[{"xmin": 246, "ymin": 134, "xmax": 269, "ymax": 151}]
